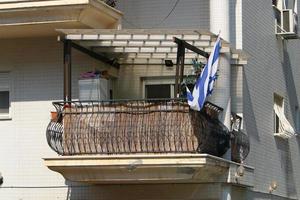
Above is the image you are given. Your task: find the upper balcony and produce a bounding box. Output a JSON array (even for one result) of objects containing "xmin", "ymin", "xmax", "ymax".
[{"xmin": 0, "ymin": 0, "xmax": 122, "ymax": 39}]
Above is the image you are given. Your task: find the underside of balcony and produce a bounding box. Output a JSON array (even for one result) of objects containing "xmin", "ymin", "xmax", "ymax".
[
  {"xmin": 0, "ymin": 0, "xmax": 122, "ymax": 38},
  {"xmin": 44, "ymin": 154, "xmax": 254, "ymax": 187}
]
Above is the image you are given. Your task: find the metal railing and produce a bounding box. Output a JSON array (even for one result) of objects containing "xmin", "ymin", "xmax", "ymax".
[
  {"xmin": 46, "ymin": 99, "xmax": 230, "ymax": 156},
  {"xmin": 103, "ymin": 0, "xmax": 116, "ymax": 7}
]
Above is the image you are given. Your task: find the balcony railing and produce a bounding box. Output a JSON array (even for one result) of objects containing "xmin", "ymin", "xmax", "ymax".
[
  {"xmin": 103, "ymin": 0, "xmax": 116, "ymax": 7},
  {"xmin": 46, "ymin": 99, "xmax": 230, "ymax": 156}
]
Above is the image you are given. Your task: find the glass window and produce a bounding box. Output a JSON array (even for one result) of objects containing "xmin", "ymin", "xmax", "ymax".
[
  {"xmin": 0, "ymin": 72, "xmax": 10, "ymax": 116},
  {"xmin": 0, "ymin": 91, "xmax": 9, "ymax": 114},
  {"xmin": 145, "ymin": 84, "xmax": 172, "ymax": 99}
]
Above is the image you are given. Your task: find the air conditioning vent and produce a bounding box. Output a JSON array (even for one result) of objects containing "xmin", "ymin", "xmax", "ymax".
[{"xmin": 275, "ymin": 9, "xmax": 298, "ymax": 39}]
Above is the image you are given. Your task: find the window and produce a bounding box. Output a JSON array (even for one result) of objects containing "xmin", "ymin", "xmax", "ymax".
[
  {"xmin": 0, "ymin": 72, "xmax": 10, "ymax": 118},
  {"xmin": 274, "ymin": 94, "xmax": 284, "ymax": 133},
  {"xmin": 145, "ymin": 84, "xmax": 171, "ymax": 99},
  {"xmin": 0, "ymin": 91, "xmax": 9, "ymax": 114},
  {"xmin": 273, "ymin": 93, "xmax": 295, "ymax": 138},
  {"xmin": 143, "ymin": 78, "xmax": 174, "ymax": 99}
]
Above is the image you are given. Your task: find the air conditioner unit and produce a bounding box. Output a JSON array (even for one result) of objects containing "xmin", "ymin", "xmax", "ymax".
[{"xmin": 275, "ymin": 9, "xmax": 298, "ymax": 39}]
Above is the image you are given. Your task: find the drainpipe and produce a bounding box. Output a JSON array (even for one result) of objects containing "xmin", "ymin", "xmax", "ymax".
[{"xmin": 210, "ymin": 0, "xmax": 232, "ymax": 199}]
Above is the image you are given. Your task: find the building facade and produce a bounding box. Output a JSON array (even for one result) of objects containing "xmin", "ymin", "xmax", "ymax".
[
  {"xmin": 119, "ymin": 0, "xmax": 300, "ymax": 199},
  {"xmin": 0, "ymin": 0, "xmax": 299, "ymax": 200}
]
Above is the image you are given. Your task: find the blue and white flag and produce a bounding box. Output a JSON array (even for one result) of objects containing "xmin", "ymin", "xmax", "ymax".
[{"xmin": 186, "ymin": 35, "xmax": 221, "ymax": 111}]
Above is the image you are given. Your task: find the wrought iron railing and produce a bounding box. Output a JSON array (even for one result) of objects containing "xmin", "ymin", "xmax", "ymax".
[
  {"xmin": 103, "ymin": 0, "xmax": 116, "ymax": 7},
  {"xmin": 46, "ymin": 99, "xmax": 230, "ymax": 156},
  {"xmin": 230, "ymin": 112, "xmax": 250, "ymax": 163}
]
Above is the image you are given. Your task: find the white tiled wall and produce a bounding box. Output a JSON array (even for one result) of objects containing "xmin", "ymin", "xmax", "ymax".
[
  {"xmin": 242, "ymin": 0, "xmax": 300, "ymax": 199},
  {"xmin": 0, "ymin": 37, "xmax": 244, "ymax": 200},
  {"xmin": 1, "ymin": 0, "xmax": 300, "ymax": 199},
  {"xmin": 0, "ymin": 37, "xmax": 112, "ymax": 200}
]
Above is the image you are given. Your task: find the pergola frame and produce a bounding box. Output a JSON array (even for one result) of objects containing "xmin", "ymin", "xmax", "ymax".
[
  {"xmin": 173, "ymin": 37, "xmax": 209, "ymax": 97},
  {"xmin": 62, "ymin": 39, "xmax": 120, "ymax": 101},
  {"xmin": 59, "ymin": 29, "xmax": 248, "ymax": 101}
]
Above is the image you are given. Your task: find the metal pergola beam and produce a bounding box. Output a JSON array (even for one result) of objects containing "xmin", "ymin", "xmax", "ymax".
[
  {"xmin": 63, "ymin": 40, "xmax": 72, "ymax": 102},
  {"xmin": 62, "ymin": 39, "xmax": 121, "ymax": 101},
  {"xmin": 173, "ymin": 37, "xmax": 209, "ymax": 97},
  {"xmin": 70, "ymin": 41, "xmax": 120, "ymax": 69},
  {"xmin": 173, "ymin": 37, "xmax": 209, "ymax": 58}
]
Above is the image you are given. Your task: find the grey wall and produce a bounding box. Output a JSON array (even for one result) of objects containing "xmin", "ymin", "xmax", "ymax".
[
  {"xmin": 117, "ymin": 0, "xmax": 209, "ymax": 29},
  {"xmin": 117, "ymin": 0, "xmax": 300, "ymax": 199},
  {"xmin": 243, "ymin": 0, "xmax": 300, "ymax": 199}
]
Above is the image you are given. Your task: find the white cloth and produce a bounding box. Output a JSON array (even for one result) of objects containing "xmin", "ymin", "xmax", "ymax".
[{"xmin": 273, "ymin": 103, "xmax": 295, "ymax": 138}]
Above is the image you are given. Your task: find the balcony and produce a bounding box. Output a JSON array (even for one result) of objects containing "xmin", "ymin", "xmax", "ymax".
[
  {"xmin": 44, "ymin": 98, "xmax": 253, "ymax": 186},
  {"xmin": 46, "ymin": 99, "xmax": 230, "ymax": 156},
  {"xmin": 43, "ymin": 29, "xmax": 252, "ymax": 187},
  {"xmin": 0, "ymin": 0, "xmax": 122, "ymax": 39}
]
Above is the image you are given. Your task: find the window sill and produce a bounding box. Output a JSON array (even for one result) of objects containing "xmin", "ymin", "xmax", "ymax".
[
  {"xmin": 0, "ymin": 115, "xmax": 12, "ymax": 120},
  {"xmin": 274, "ymin": 132, "xmax": 295, "ymax": 139}
]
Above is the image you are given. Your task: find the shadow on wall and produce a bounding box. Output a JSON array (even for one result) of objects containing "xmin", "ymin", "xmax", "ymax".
[
  {"xmin": 243, "ymin": 71, "xmax": 260, "ymax": 142},
  {"xmin": 281, "ymin": 40, "xmax": 300, "ymax": 199},
  {"xmin": 64, "ymin": 180, "xmax": 223, "ymax": 200},
  {"xmin": 282, "ymin": 40, "xmax": 299, "ymax": 133},
  {"xmin": 281, "ymin": 38, "xmax": 300, "ymax": 154},
  {"xmin": 274, "ymin": 137, "xmax": 297, "ymax": 198}
]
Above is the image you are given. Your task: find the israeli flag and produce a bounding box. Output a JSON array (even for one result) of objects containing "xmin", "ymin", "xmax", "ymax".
[{"xmin": 186, "ymin": 35, "xmax": 221, "ymax": 111}]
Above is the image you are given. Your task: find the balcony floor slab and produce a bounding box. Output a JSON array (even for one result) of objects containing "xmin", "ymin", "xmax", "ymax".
[{"xmin": 44, "ymin": 154, "xmax": 254, "ymax": 187}]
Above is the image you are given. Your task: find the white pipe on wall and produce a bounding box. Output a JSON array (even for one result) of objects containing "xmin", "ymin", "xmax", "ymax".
[
  {"xmin": 210, "ymin": 1, "xmax": 232, "ymax": 199},
  {"xmin": 210, "ymin": 0, "xmax": 230, "ymax": 41},
  {"xmin": 210, "ymin": 0, "xmax": 231, "ymax": 138}
]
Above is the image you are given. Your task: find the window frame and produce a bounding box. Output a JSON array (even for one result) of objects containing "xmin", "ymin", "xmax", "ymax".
[
  {"xmin": 142, "ymin": 78, "xmax": 175, "ymax": 99},
  {"xmin": 0, "ymin": 72, "xmax": 11, "ymax": 120},
  {"xmin": 273, "ymin": 94, "xmax": 284, "ymax": 134}
]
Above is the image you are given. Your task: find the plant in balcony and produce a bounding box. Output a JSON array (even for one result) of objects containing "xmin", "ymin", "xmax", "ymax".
[{"xmin": 184, "ymin": 58, "xmax": 220, "ymax": 95}]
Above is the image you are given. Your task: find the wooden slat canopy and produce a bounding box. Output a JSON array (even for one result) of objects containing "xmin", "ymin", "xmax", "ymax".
[{"xmin": 57, "ymin": 29, "xmax": 248, "ymax": 65}]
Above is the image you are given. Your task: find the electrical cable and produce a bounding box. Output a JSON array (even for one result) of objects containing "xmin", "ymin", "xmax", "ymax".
[
  {"xmin": 121, "ymin": 0, "xmax": 180, "ymax": 29},
  {"xmin": 150, "ymin": 0, "xmax": 180, "ymax": 28},
  {"xmin": 122, "ymin": 16, "xmax": 140, "ymax": 28}
]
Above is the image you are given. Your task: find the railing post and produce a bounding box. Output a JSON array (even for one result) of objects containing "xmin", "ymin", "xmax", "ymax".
[
  {"xmin": 179, "ymin": 45, "xmax": 185, "ymax": 94},
  {"xmin": 64, "ymin": 40, "xmax": 72, "ymax": 102},
  {"xmin": 173, "ymin": 37, "xmax": 208, "ymax": 97},
  {"xmin": 175, "ymin": 41, "xmax": 184, "ymax": 97}
]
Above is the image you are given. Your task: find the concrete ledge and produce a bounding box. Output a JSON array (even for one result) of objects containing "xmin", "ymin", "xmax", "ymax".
[
  {"xmin": 44, "ymin": 154, "xmax": 254, "ymax": 186},
  {"xmin": 0, "ymin": 0, "xmax": 122, "ymax": 38}
]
